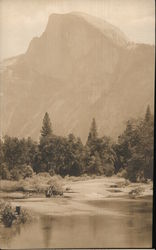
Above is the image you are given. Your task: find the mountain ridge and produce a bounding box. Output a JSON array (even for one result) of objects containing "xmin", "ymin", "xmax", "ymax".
[{"xmin": 0, "ymin": 12, "xmax": 154, "ymax": 142}]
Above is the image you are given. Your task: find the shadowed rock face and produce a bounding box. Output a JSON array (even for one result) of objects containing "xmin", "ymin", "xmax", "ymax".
[{"xmin": 0, "ymin": 12, "xmax": 154, "ymax": 142}]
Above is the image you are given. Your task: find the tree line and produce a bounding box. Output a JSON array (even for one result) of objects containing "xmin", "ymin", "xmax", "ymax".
[{"xmin": 0, "ymin": 105, "xmax": 154, "ymax": 182}]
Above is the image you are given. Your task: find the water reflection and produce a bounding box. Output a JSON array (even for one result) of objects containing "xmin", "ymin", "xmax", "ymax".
[
  {"xmin": 0, "ymin": 198, "xmax": 152, "ymax": 248},
  {"xmin": 0, "ymin": 223, "xmax": 21, "ymax": 248},
  {"xmin": 40, "ymin": 216, "xmax": 53, "ymax": 248}
]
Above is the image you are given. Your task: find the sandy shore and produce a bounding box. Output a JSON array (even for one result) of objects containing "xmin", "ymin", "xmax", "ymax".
[
  {"xmin": 63, "ymin": 176, "xmax": 153, "ymax": 200},
  {"xmin": 7, "ymin": 176, "xmax": 152, "ymax": 216}
]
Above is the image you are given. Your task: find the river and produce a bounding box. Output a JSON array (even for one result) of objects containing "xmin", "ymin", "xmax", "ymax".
[{"xmin": 0, "ymin": 197, "xmax": 152, "ymax": 248}]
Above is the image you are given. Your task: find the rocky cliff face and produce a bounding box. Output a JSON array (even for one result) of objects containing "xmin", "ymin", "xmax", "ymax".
[{"xmin": 0, "ymin": 12, "xmax": 154, "ymax": 141}]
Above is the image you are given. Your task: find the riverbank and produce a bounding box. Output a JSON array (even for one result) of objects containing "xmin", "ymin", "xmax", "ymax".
[
  {"xmin": 0, "ymin": 176, "xmax": 153, "ymax": 216},
  {"xmin": 0, "ymin": 175, "xmax": 153, "ymax": 198},
  {"xmin": 63, "ymin": 176, "xmax": 153, "ymax": 200}
]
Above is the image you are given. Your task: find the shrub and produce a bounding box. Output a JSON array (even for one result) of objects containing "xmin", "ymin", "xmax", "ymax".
[
  {"xmin": 129, "ymin": 187, "xmax": 145, "ymax": 198},
  {"xmin": 47, "ymin": 175, "xmax": 62, "ymax": 184},
  {"xmin": 45, "ymin": 184, "xmax": 63, "ymax": 197},
  {"xmin": 21, "ymin": 174, "xmax": 50, "ymax": 193},
  {"xmin": 0, "ymin": 201, "xmax": 16, "ymax": 227},
  {"xmin": 0, "ymin": 201, "xmax": 32, "ymax": 227},
  {"xmin": 16, "ymin": 173, "xmax": 61, "ymax": 194},
  {"xmin": 45, "ymin": 177, "xmax": 63, "ymax": 197}
]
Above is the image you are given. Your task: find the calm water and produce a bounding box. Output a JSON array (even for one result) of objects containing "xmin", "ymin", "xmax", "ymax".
[{"xmin": 0, "ymin": 198, "xmax": 152, "ymax": 248}]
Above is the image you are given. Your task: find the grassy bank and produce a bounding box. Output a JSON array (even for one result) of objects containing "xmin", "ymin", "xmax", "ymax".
[
  {"xmin": 0, "ymin": 173, "xmax": 102, "ymax": 194},
  {"xmin": 0, "ymin": 173, "xmax": 62, "ymax": 194},
  {"xmin": 0, "ymin": 174, "xmax": 153, "ymax": 201}
]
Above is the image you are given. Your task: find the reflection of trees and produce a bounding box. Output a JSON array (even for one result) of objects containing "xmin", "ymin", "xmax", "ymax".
[
  {"xmin": 0, "ymin": 223, "xmax": 21, "ymax": 247},
  {"xmin": 126, "ymin": 200, "xmax": 152, "ymax": 247},
  {"xmin": 40, "ymin": 215, "xmax": 53, "ymax": 248}
]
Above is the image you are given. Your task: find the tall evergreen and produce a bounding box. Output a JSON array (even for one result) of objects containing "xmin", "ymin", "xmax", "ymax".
[
  {"xmin": 39, "ymin": 112, "xmax": 53, "ymax": 172},
  {"xmin": 0, "ymin": 139, "xmax": 4, "ymax": 164},
  {"xmin": 87, "ymin": 118, "xmax": 98, "ymax": 145},
  {"xmin": 145, "ymin": 105, "xmax": 151, "ymax": 123},
  {"xmin": 40, "ymin": 112, "xmax": 52, "ymax": 138}
]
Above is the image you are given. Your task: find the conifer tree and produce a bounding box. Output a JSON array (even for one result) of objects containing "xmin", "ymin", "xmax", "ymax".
[
  {"xmin": 40, "ymin": 112, "xmax": 52, "ymax": 138},
  {"xmin": 145, "ymin": 105, "xmax": 151, "ymax": 123},
  {"xmin": 87, "ymin": 118, "xmax": 98, "ymax": 145}
]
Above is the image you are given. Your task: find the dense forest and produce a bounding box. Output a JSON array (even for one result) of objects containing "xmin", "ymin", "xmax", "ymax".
[{"xmin": 0, "ymin": 105, "xmax": 154, "ymax": 182}]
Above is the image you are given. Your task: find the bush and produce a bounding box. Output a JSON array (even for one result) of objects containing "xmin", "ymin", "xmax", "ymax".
[
  {"xmin": 45, "ymin": 177, "xmax": 63, "ymax": 197},
  {"xmin": 45, "ymin": 184, "xmax": 63, "ymax": 197},
  {"xmin": 129, "ymin": 187, "xmax": 145, "ymax": 198},
  {"xmin": 47, "ymin": 175, "xmax": 63, "ymax": 184},
  {"xmin": 16, "ymin": 173, "xmax": 62, "ymax": 194},
  {"xmin": 0, "ymin": 201, "xmax": 31, "ymax": 227},
  {"xmin": 0, "ymin": 201, "xmax": 16, "ymax": 227},
  {"xmin": 21, "ymin": 174, "xmax": 50, "ymax": 193}
]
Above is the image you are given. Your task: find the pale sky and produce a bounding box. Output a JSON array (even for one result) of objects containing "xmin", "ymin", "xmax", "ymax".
[{"xmin": 0, "ymin": 0, "xmax": 155, "ymax": 61}]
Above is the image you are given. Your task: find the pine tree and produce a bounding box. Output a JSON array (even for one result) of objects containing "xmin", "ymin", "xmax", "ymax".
[
  {"xmin": 87, "ymin": 118, "xmax": 98, "ymax": 145},
  {"xmin": 91, "ymin": 118, "xmax": 98, "ymax": 139},
  {"xmin": 0, "ymin": 139, "xmax": 4, "ymax": 164},
  {"xmin": 145, "ymin": 105, "xmax": 151, "ymax": 123},
  {"xmin": 40, "ymin": 112, "xmax": 52, "ymax": 138}
]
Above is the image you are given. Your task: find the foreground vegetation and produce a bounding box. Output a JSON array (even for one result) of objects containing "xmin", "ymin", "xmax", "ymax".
[
  {"xmin": 0, "ymin": 105, "xmax": 153, "ymax": 183},
  {"xmin": 0, "ymin": 200, "xmax": 32, "ymax": 227}
]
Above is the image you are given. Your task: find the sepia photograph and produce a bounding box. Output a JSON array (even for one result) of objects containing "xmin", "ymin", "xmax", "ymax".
[{"xmin": 0, "ymin": 0, "xmax": 155, "ymax": 249}]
